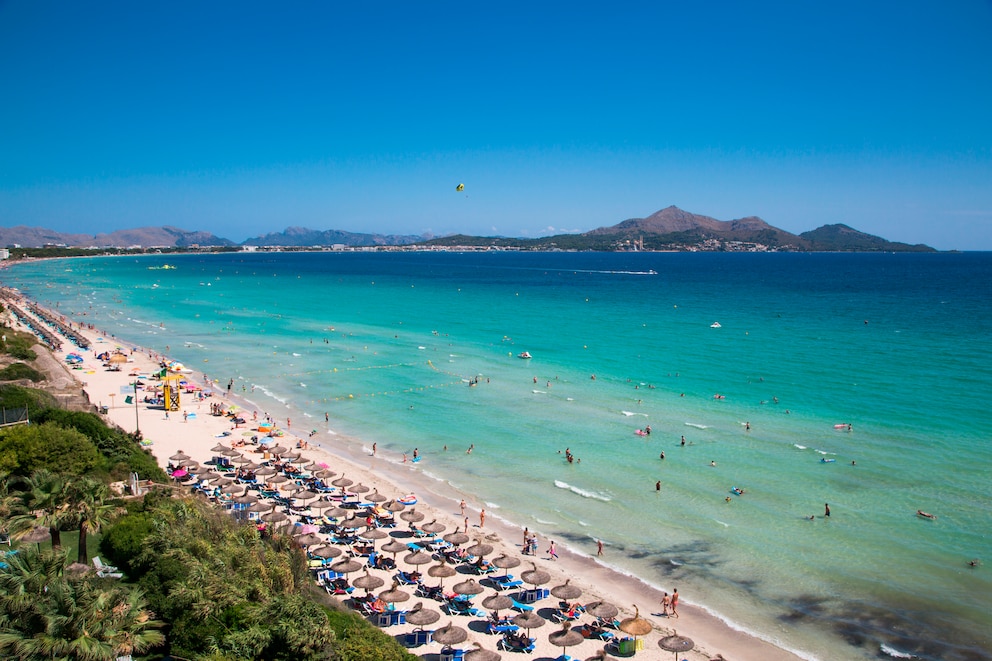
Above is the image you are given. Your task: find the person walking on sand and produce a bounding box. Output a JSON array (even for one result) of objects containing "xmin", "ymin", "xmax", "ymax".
[
  {"xmin": 660, "ymin": 591, "xmax": 671, "ymax": 616},
  {"xmin": 670, "ymin": 588, "xmax": 679, "ymax": 617},
  {"xmin": 597, "ymin": 539, "xmax": 604, "ymax": 556},
  {"xmin": 480, "ymin": 508, "xmax": 486, "ymax": 528},
  {"xmin": 547, "ymin": 540, "xmax": 559, "ymax": 561},
  {"xmin": 460, "ymin": 499, "xmax": 467, "ymax": 518}
]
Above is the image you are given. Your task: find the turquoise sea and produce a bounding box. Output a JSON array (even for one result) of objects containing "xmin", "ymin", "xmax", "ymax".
[{"xmin": 4, "ymin": 251, "xmax": 991, "ymax": 660}]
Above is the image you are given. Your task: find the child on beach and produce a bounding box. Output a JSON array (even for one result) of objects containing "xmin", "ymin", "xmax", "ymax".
[{"xmin": 547, "ymin": 540, "xmax": 559, "ymax": 561}]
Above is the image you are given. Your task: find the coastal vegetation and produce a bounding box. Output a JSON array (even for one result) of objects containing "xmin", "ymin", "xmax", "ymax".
[{"xmin": 0, "ymin": 379, "xmax": 418, "ymax": 660}]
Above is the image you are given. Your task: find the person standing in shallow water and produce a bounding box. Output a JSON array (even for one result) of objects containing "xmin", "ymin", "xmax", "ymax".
[{"xmin": 824, "ymin": 503, "xmax": 831, "ymax": 517}]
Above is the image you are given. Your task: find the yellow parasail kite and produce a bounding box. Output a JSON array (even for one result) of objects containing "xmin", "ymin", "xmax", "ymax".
[{"xmin": 456, "ymin": 183, "xmax": 465, "ymax": 192}]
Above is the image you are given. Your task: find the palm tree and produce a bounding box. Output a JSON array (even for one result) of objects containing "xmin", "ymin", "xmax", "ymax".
[
  {"xmin": 8, "ymin": 469, "xmax": 69, "ymax": 548},
  {"xmin": 0, "ymin": 547, "xmax": 165, "ymax": 660},
  {"xmin": 64, "ymin": 477, "xmax": 118, "ymax": 565}
]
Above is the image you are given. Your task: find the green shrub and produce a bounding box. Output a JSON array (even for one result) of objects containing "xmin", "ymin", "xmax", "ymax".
[
  {"xmin": 0, "ymin": 362, "xmax": 44, "ymax": 382},
  {"xmin": 0, "ymin": 420, "xmax": 101, "ymax": 476},
  {"xmin": 0, "ymin": 384, "xmax": 58, "ymax": 418}
]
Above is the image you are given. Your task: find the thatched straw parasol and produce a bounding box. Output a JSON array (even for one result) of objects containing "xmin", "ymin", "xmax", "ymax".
[
  {"xmin": 585, "ymin": 600, "xmax": 619, "ymax": 620},
  {"xmin": 331, "ymin": 474, "xmax": 354, "ymax": 488},
  {"xmin": 520, "ymin": 562, "xmax": 551, "ymax": 586},
  {"xmin": 381, "ymin": 539, "xmax": 409, "ymax": 558},
  {"xmin": 465, "ymin": 641, "xmax": 502, "ymax": 661},
  {"xmin": 428, "ymin": 560, "xmax": 457, "ymax": 588},
  {"xmin": 443, "ymin": 529, "xmax": 470, "ymax": 546},
  {"xmin": 379, "ymin": 580, "xmax": 412, "ymax": 605},
  {"xmin": 549, "ymin": 621, "xmax": 585, "ymax": 657},
  {"xmin": 400, "ymin": 508, "xmax": 426, "ymax": 524},
  {"xmin": 550, "ymin": 578, "xmax": 582, "ymax": 600},
  {"xmin": 481, "ymin": 593, "xmax": 513, "ymax": 614},
  {"xmin": 310, "ymin": 545, "xmax": 342, "ymax": 559},
  {"xmin": 619, "ymin": 605, "xmax": 652, "ymax": 637},
  {"xmin": 512, "ymin": 610, "xmax": 546, "ymax": 634},
  {"xmin": 421, "ymin": 519, "xmax": 446, "ymax": 534},
  {"xmin": 432, "ymin": 621, "xmax": 469, "ymax": 647},
  {"xmin": 403, "ymin": 549, "xmax": 433, "ymax": 568},
  {"xmin": 352, "ymin": 570, "xmax": 385, "ymax": 594},
  {"xmin": 404, "ymin": 602, "xmax": 441, "ymax": 630},
  {"xmin": 466, "ymin": 540, "xmax": 494, "ymax": 558},
  {"xmin": 329, "ymin": 558, "xmax": 363, "ymax": 574},
  {"xmin": 452, "ymin": 578, "xmax": 485, "ymax": 596},
  {"xmin": 658, "ymin": 631, "xmax": 695, "ymax": 660}
]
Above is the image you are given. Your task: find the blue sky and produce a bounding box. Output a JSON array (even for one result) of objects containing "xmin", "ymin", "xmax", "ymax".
[{"xmin": 1, "ymin": 1, "xmax": 990, "ymax": 249}]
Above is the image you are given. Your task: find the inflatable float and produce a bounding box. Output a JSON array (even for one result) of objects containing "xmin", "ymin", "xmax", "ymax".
[{"xmin": 397, "ymin": 494, "xmax": 417, "ymax": 506}]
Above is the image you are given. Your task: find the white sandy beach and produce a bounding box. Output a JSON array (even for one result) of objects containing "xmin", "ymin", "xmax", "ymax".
[{"xmin": 10, "ymin": 296, "xmax": 806, "ymax": 661}]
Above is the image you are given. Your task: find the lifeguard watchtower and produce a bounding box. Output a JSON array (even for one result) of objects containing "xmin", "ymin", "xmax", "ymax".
[{"xmin": 161, "ymin": 373, "xmax": 183, "ymax": 411}]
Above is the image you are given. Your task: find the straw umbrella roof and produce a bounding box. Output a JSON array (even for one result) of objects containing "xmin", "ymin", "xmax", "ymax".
[
  {"xmin": 349, "ymin": 482, "xmax": 370, "ymax": 494},
  {"xmin": 584, "ymin": 601, "xmax": 619, "ymax": 620},
  {"xmin": 331, "ymin": 475, "xmax": 354, "ymax": 488},
  {"xmin": 221, "ymin": 448, "xmax": 242, "ymax": 457},
  {"xmin": 169, "ymin": 451, "xmax": 191, "ymax": 461},
  {"xmin": 619, "ymin": 605, "xmax": 652, "ymax": 637},
  {"xmin": 178, "ymin": 458, "xmax": 200, "ymax": 468},
  {"xmin": 549, "ymin": 622, "xmax": 585, "ymax": 656},
  {"xmin": 352, "ymin": 570, "xmax": 385, "ymax": 593},
  {"xmin": 404, "ymin": 550, "xmax": 434, "ymax": 567},
  {"xmin": 295, "ymin": 532, "xmax": 324, "ymax": 547},
  {"xmin": 281, "ymin": 451, "xmax": 301, "ymax": 461},
  {"xmin": 551, "ymin": 579, "xmax": 582, "ymax": 601},
  {"xmin": 366, "ymin": 489, "xmax": 387, "ymax": 503},
  {"xmin": 308, "ymin": 499, "xmax": 337, "ymax": 512},
  {"xmin": 421, "ymin": 519, "xmax": 446, "ymax": 534},
  {"xmin": 584, "ymin": 650, "xmax": 620, "ymax": 661},
  {"xmin": 452, "ymin": 578, "xmax": 485, "ymax": 596},
  {"xmin": 219, "ymin": 483, "xmax": 245, "ymax": 496},
  {"xmin": 521, "ymin": 562, "xmax": 551, "ymax": 586},
  {"xmin": 314, "ymin": 468, "xmax": 337, "ymax": 479},
  {"xmin": 310, "ymin": 545, "xmax": 342, "ymax": 559},
  {"xmin": 361, "ymin": 528, "xmax": 388, "ymax": 541},
  {"xmin": 492, "ymin": 554, "xmax": 521, "ymax": 570},
  {"xmin": 209, "ymin": 444, "xmax": 228, "ymax": 453},
  {"xmin": 261, "ymin": 511, "xmax": 289, "ymax": 523},
  {"xmin": 512, "ymin": 610, "xmax": 546, "ymax": 633},
  {"xmin": 293, "ymin": 489, "xmax": 320, "ymax": 502},
  {"xmin": 405, "ymin": 602, "xmax": 442, "ymax": 628},
  {"xmin": 254, "ymin": 466, "xmax": 277, "ymax": 476},
  {"xmin": 658, "ymin": 632, "xmax": 695, "ymax": 660},
  {"xmin": 466, "ymin": 540, "xmax": 494, "ymax": 557},
  {"xmin": 443, "ymin": 530, "xmax": 470, "ymax": 546},
  {"xmin": 381, "ymin": 540, "xmax": 409, "ymax": 556},
  {"xmin": 482, "ymin": 593, "xmax": 513, "ymax": 612},
  {"xmin": 400, "ymin": 508, "xmax": 425, "ymax": 523},
  {"xmin": 240, "ymin": 461, "xmax": 261, "ymax": 470},
  {"xmin": 230, "ymin": 455, "xmax": 252, "ymax": 465},
  {"xmin": 22, "ymin": 527, "xmax": 51, "ymax": 544},
  {"xmin": 464, "ymin": 641, "xmax": 502, "ymax": 661},
  {"xmin": 432, "ymin": 622, "xmax": 469, "ymax": 646},
  {"xmin": 379, "ymin": 581, "xmax": 412, "ymax": 605},
  {"xmin": 233, "ymin": 493, "xmax": 259, "ymax": 505},
  {"xmin": 268, "ymin": 445, "xmax": 289, "ymax": 455},
  {"xmin": 247, "ymin": 501, "xmax": 274, "ymax": 513},
  {"xmin": 323, "ymin": 505, "xmax": 350, "ymax": 519},
  {"xmin": 267, "ymin": 474, "xmax": 290, "ymax": 484},
  {"xmin": 330, "ymin": 558, "xmax": 364, "ymax": 574},
  {"xmin": 382, "ymin": 499, "xmax": 406, "ymax": 513},
  {"xmin": 340, "ymin": 516, "xmax": 366, "ymax": 530}
]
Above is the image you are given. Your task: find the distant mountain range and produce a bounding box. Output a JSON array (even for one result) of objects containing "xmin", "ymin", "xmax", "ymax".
[{"xmin": 0, "ymin": 206, "xmax": 936, "ymax": 252}]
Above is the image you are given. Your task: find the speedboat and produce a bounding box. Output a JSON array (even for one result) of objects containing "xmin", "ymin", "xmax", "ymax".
[
  {"xmin": 518, "ymin": 352, "xmax": 532, "ymax": 359},
  {"xmin": 710, "ymin": 322, "xmax": 722, "ymax": 328}
]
